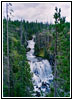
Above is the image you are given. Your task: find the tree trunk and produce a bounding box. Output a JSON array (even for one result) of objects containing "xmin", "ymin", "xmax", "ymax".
[
  {"xmin": 20, "ymin": 20, "xmax": 23, "ymax": 45},
  {"xmin": 25, "ymin": 32, "xmax": 27, "ymax": 46},
  {"xmin": 6, "ymin": 3, "xmax": 10, "ymax": 96},
  {"xmin": 54, "ymin": 26, "xmax": 58, "ymax": 97}
]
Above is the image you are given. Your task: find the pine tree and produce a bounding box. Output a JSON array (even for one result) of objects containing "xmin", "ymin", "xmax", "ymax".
[{"xmin": 53, "ymin": 7, "xmax": 61, "ymax": 97}]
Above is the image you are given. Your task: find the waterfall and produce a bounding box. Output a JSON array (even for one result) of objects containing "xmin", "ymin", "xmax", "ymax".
[{"xmin": 26, "ymin": 36, "xmax": 53, "ymax": 97}]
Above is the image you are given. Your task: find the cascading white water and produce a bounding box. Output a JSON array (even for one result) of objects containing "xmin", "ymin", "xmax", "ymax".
[{"xmin": 26, "ymin": 36, "xmax": 53, "ymax": 96}]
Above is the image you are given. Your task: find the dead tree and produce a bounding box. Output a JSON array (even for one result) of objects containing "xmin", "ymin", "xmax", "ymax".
[
  {"xmin": 6, "ymin": 3, "xmax": 10, "ymax": 96},
  {"xmin": 6, "ymin": 3, "xmax": 13, "ymax": 96}
]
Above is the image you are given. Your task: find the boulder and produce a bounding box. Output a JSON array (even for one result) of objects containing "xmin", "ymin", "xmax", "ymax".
[
  {"xmin": 26, "ymin": 48, "xmax": 31, "ymax": 52},
  {"xmin": 36, "ymin": 91, "xmax": 40, "ymax": 97}
]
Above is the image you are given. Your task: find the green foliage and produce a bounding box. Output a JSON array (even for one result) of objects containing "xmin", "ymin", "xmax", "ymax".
[
  {"xmin": 23, "ymin": 20, "xmax": 48, "ymax": 40},
  {"xmin": 38, "ymin": 49, "xmax": 44, "ymax": 57},
  {"xmin": 3, "ymin": 84, "xmax": 9, "ymax": 97},
  {"xmin": 34, "ymin": 7, "xmax": 70, "ymax": 97},
  {"xmin": 34, "ymin": 43, "xmax": 40, "ymax": 56},
  {"xmin": 49, "ymin": 7, "xmax": 70, "ymax": 97},
  {"xmin": 46, "ymin": 84, "xmax": 54, "ymax": 97},
  {"xmin": 3, "ymin": 19, "xmax": 34, "ymax": 97},
  {"xmin": 3, "ymin": 7, "xmax": 70, "ymax": 97},
  {"xmin": 44, "ymin": 48, "xmax": 48, "ymax": 58}
]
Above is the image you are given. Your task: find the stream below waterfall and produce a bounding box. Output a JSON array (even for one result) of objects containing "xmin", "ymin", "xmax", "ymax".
[{"xmin": 26, "ymin": 36, "xmax": 53, "ymax": 97}]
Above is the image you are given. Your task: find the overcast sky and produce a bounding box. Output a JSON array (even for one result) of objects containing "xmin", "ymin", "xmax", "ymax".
[{"xmin": 3, "ymin": 2, "xmax": 71, "ymax": 23}]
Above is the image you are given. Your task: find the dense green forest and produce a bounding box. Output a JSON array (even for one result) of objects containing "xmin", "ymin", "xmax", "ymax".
[
  {"xmin": 3, "ymin": 6, "xmax": 70, "ymax": 97},
  {"xmin": 3, "ymin": 19, "xmax": 33, "ymax": 97},
  {"xmin": 3, "ymin": 18, "xmax": 48, "ymax": 97},
  {"xmin": 34, "ymin": 7, "xmax": 70, "ymax": 97}
]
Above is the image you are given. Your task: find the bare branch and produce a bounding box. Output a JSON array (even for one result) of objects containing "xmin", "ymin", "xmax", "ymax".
[
  {"xmin": 9, "ymin": 3, "xmax": 12, "ymax": 6},
  {"xmin": 10, "ymin": 9, "xmax": 14, "ymax": 12}
]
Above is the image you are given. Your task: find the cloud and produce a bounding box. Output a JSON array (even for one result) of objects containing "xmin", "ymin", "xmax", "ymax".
[{"xmin": 3, "ymin": 2, "xmax": 71, "ymax": 23}]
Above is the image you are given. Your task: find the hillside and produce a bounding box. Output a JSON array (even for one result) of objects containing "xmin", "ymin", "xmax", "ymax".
[{"xmin": 3, "ymin": 6, "xmax": 70, "ymax": 97}]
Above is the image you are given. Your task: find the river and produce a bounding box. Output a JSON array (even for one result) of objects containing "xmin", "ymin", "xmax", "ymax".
[{"xmin": 26, "ymin": 36, "xmax": 53, "ymax": 97}]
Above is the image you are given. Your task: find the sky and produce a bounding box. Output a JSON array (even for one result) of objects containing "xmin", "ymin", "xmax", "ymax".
[{"xmin": 3, "ymin": 2, "xmax": 71, "ymax": 23}]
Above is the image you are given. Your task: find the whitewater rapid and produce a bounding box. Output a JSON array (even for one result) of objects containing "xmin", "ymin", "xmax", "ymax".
[{"xmin": 26, "ymin": 36, "xmax": 53, "ymax": 97}]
